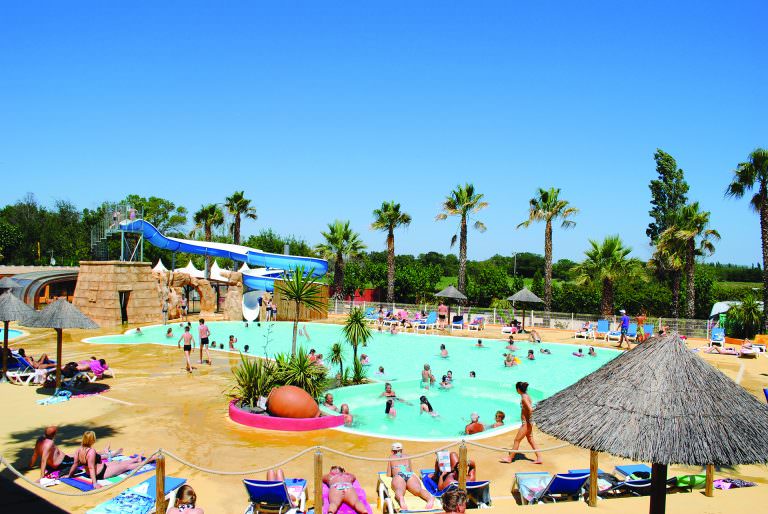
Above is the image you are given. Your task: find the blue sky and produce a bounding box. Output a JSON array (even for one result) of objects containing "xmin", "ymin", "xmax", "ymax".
[{"xmin": 1, "ymin": 1, "xmax": 765, "ymax": 265}]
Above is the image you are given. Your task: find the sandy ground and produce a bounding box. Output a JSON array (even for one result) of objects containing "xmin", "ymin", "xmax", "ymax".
[{"xmin": 1, "ymin": 319, "xmax": 767, "ymax": 513}]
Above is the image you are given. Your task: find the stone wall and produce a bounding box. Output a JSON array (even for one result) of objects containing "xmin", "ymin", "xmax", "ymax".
[{"xmin": 74, "ymin": 261, "xmax": 163, "ymax": 327}]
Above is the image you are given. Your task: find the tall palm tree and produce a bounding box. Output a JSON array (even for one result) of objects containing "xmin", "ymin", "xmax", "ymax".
[
  {"xmin": 275, "ymin": 265, "xmax": 324, "ymax": 356},
  {"xmin": 342, "ymin": 307, "xmax": 372, "ymax": 365},
  {"xmin": 435, "ymin": 183, "xmax": 488, "ymax": 295},
  {"xmin": 649, "ymin": 239, "xmax": 685, "ymax": 319},
  {"xmin": 192, "ymin": 204, "xmax": 224, "ymax": 275},
  {"xmin": 517, "ymin": 187, "xmax": 578, "ymax": 311},
  {"xmin": 572, "ymin": 235, "xmax": 643, "ymax": 315},
  {"xmin": 371, "ymin": 201, "xmax": 412, "ymax": 303},
  {"xmin": 316, "ymin": 220, "xmax": 366, "ymax": 297},
  {"xmin": 726, "ymin": 148, "xmax": 768, "ymax": 331},
  {"xmin": 658, "ymin": 202, "xmax": 720, "ymax": 318},
  {"xmin": 225, "ymin": 191, "xmax": 257, "ymax": 246}
]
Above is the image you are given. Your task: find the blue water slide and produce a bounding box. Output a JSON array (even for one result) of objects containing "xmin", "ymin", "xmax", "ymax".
[{"xmin": 119, "ymin": 219, "xmax": 327, "ymax": 292}]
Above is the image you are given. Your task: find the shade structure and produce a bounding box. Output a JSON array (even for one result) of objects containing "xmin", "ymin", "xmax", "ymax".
[
  {"xmin": 534, "ymin": 333, "xmax": 768, "ymax": 513},
  {"xmin": 507, "ymin": 288, "xmax": 543, "ymax": 332},
  {"xmin": 152, "ymin": 259, "xmax": 168, "ymax": 273},
  {"xmin": 20, "ymin": 298, "xmax": 99, "ymax": 390},
  {"xmin": 435, "ymin": 285, "xmax": 467, "ymax": 301},
  {"xmin": 0, "ymin": 276, "xmax": 20, "ymax": 290},
  {"xmin": 0, "ymin": 291, "xmax": 35, "ymax": 381}
]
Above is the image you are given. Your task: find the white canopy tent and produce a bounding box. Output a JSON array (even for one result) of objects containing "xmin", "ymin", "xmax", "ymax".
[
  {"xmin": 175, "ymin": 260, "xmax": 205, "ymax": 279},
  {"xmin": 152, "ymin": 259, "xmax": 168, "ymax": 273}
]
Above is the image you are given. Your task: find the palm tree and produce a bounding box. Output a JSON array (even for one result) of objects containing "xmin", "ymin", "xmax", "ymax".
[
  {"xmin": 649, "ymin": 239, "xmax": 685, "ymax": 319},
  {"xmin": 275, "ymin": 265, "xmax": 325, "ymax": 356},
  {"xmin": 658, "ymin": 202, "xmax": 720, "ymax": 318},
  {"xmin": 726, "ymin": 148, "xmax": 768, "ymax": 331},
  {"xmin": 342, "ymin": 307, "xmax": 371, "ymax": 365},
  {"xmin": 727, "ymin": 295, "xmax": 762, "ymax": 338},
  {"xmin": 371, "ymin": 201, "xmax": 412, "ymax": 303},
  {"xmin": 316, "ymin": 220, "xmax": 366, "ymax": 297},
  {"xmin": 329, "ymin": 342, "xmax": 344, "ymax": 382},
  {"xmin": 517, "ymin": 187, "xmax": 578, "ymax": 311},
  {"xmin": 435, "ymin": 183, "xmax": 488, "ymax": 295},
  {"xmin": 192, "ymin": 204, "xmax": 224, "ymax": 275},
  {"xmin": 572, "ymin": 235, "xmax": 643, "ymax": 315},
  {"xmin": 225, "ymin": 191, "xmax": 257, "ymax": 246}
]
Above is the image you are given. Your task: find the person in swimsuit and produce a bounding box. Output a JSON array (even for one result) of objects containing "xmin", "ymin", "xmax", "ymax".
[
  {"xmin": 588, "ymin": 347, "xmax": 597, "ymax": 357},
  {"xmin": 491, "ymin": 410, "xmax": 505, "ymax": 428},
  {"xmin": 432, "ymin": 451, "xmax": 476, "ymax": 490},
  {"xmin": 385, "ymin": 398, "xmax": 397, "ymax": 418},
  {"xmin": 166, "ymin": 328, "xmax": 174, "ymax": 338},
  {"xmin": 167, "ymin": 484, "xmax": 204, "ymax": 513},
  {"xmin": 421, "ymin": 364, "xmax": 435, "ymax": 389},
  {"xmin": 198, "ymin": 319, "xmax": 212, "ymax": 365},
  {"xmin": 181, "ymin": 296, "xmax": 188, "ymax": 321},
  {"xmin": 440, "ymin": 344, "xmax": 448, "ymax": 358},
  {"xmin": 340, "ymin": 404, "xmax": 353, "ymax": 426},
  {"xmin": 323, "ymin": 393, "xmax": 339, "ymax": 412},
  {"xmin": 439, "ymin": 375, "xmax": 452, "ymax": 389},
  {"xmin": 386, "ymin": 443, "xmax": 434, "ymax": 510},
  {"xmin": 441, "ymin": 488, "xmax": 468, "ymax": 514},
  {"xmin": 419, "ymin": 395, "xmax": 439, "ymax": 417},
  {"xmin": 506, "ymin": 336, "xmax": 518, "ymax": 351},
  {"xmin": 437, "ymin": 302, "xmax": 448, "ymax": 329},
  {"xmin": 228, "ymin": 335, "xmax": 237, "ymax": 350},
  {"xmin": 323, "ymin": 465, "xmax": 368, "ymax": 514},
  {"xmin": 465, "ymin": 413, "xmax": 484, "ymax": 435},
  {"xmin": 500, "ymin": 381, "xmax": 542, "ymax": 464},
  {"xmin": 527, "ymin": 349, "xmax": 535, "ymax": 360},
  {"xmin": 17, "ymin": 349, "xmax": 56, "ymax": 370},
  {"xmin": 30, "ymin": 426, "xmax": 119, "ymax": 481},
  {"xmin": 475, "ymin": 339, "xmax": 484, "ymax": 347},
  {"xmin": 66, "ymin": 431, "xmax": 152, "ymax": 489},
  {"xmin": 178, "ymin": 326, "xmax": 196, "ymax": 373},
  {"xmin": 528, "ymin": 330, "xmax": 542, "ymax": 343}
]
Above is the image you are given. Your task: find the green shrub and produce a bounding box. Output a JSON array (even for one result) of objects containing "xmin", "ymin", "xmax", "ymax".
[{"xmin": 229, "ymin": 353, "xmax": 275, "ymax": 409}]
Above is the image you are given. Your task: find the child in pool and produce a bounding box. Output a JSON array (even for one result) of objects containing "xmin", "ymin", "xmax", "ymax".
[
  {"xmin": 419, "ymin": 396, "xmax": 439, "ymax": 417},
  {"xmin": 439, "ymin": 375, "xmax": 453, "ymax": 389},
  {"xmin": 573, "ymin": 348, "xmax": 584, "ymax": 357},
  {"xmin": 440, "ymin": 344, "xmax": 448, "ymax": 358},
  {"xmin": 376, "ymin": 366, "xmax": 385, "ymax": 375},
  {"xmin": 588, "ymin": 347, "xmax": 597, "ymax": 357},
  {"xmin": 527, "ymin": 349, "xmax": 535, "ymax": 360},
  {"xmin": 475, "ymin": 339, "xmax": 484, "ymax": 348},
  {"xmin": 385, "ymin": 399, "xmax": 396, "ymax": 418}
]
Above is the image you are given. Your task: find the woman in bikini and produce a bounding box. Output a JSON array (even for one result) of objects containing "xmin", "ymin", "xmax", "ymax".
[
  {"xmin": 66, "ymin": 431, "xmax": 152, "ymax": 489},
  {"xmin": 177, "ymin": 325, "xmax": 196, "ymax": 373},
  {"xmin": 323, "ymin": 465, "xmax": 368, "ymax": 514},
  {"xmin": 386, "ymin": 443, "xmax": 434, "ymax": 511},
  {"xmin": 500, "ymin": 382, "xmax": 542, "ymax": 464}
]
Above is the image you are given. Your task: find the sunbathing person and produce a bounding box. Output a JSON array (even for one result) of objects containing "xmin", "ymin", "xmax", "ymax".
[
  {"xmin": 432, "ymin": 451, "xmax": 476, "ymax": 490},
  {"xmin": 168, "ymin": 484, "xmax": 204, "ymax": 514},
  {"xmin": 66, "ymin": 431, "xmax": 151, "ymax": 489},
  {"xmin": 76, "ymin": 358, "xmax": 109, "ymax": 375},
  {"xmin": 386, "ymin": 443, "xmax": 434, "ymax": 510},
  {"xmin": 17, "ymin": 349, "xmax": 56, "ymax": 370},
  {"xmin": 30, "ymin": 426, "xmax": 121, "ymax": 481},
  {"xmin": 529, "ymin": 330, "xmax": 542, "ymax": 343},
  {"xmin": 264, "ymin": 469, "xmax": 301, "ymax": 506},
  {"xmin": 323, "ymin": 465, "xmax": 368, "ymax": 514}
]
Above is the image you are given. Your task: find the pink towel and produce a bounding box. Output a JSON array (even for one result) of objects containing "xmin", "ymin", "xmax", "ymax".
[{"xmin": 322, "ymin": 481, "xmax": 372, "ymax": 514}]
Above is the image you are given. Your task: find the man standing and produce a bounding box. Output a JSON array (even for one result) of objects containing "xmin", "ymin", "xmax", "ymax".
[
  {"xmin": 198, "ymin": 319, "xmax": 212, "ymax": 365},
  {"xmin": 437, "ymin": 302, "xmax": 448, "ymax": 329},
  {"xmin": 616, "ymin": 309, "xmax": 631, "ymax": 349}
]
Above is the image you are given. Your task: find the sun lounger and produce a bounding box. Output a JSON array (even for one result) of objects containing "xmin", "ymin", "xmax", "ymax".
[
  {"xmin": 321, "ymin": 480, "xmax": 372, "ymax": 514},
  {"xmin": 567, "ymin": 468, "xmax": 620, "ymax": 495},
  {"xmin": 418, "ymin": 471, "xmax": 491, "ymax": 507},
  {"xmin": 710, "ymin": 327, "xmax": 725, "ymax": 347},
  {"xmin": 514, "ymin": 471, "xmax": 589, "ymax": 505},
  {"xmin": 414, "ymin": 312, "xmax": 438, "ymax": 333},
  {"xmin": 467, "ymin": 316, "xmax": 485, "ymax": 331},
  {"xmin": 243, "ymin": 477, "xmax": 307, "ymax": 514},
  {"xmin": 450, "ymin": 316, "xmax": 464, "ymax": 331},
  {"xmin": 607, "ymin": 323, "xmax": 637, "ymax": 342},
  {"xmin": 377, "ymin": 472, "xmax": 441, "ymax": 513},
  {"xmin": 574, "ymin": 323, "xmax": 595, "ymax": 340},
  {"xmin": 615, "ymin": 464, "xmax": 652, "ymax": 479},
  {"xmin": 86, "ymin": 475, "xmax": 187, "ymax": 514},
  {"xmin": 363, "ymin": 308, "xmax": 378, "ymax": 324},
  {"xmin": 595, "ymin": 320, "xmax": 610, "ymax": 339}
]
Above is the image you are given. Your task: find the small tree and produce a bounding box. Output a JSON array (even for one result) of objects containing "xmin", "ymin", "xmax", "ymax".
[
  {"xmin": 329, "ymin": 342, "xmax": 344, "ymax": 381},
  {"xmin": 342, "ymin": 307, "xmax": 372, "ymax": 365},
  {"xmin": 276, "ymin": 265, "xmax": 324, "ymax": 356}
]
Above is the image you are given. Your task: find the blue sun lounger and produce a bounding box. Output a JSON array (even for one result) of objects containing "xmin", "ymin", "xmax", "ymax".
[
  {"xmin": 515, "ymin": 472, "xmax": 589, "ymax": 505},
  {"xmin": 710, "ymin": 327, "xmax": 725, "ymax": 346},
  {"xmin": 243, "ymin": 478, "xmax": 307, "ymax": 514},
  {"xmin": 419, "ymin": 470, "xmax": 492, "ymax": 507},
  {"xmin": 615, "ymin": 464, "xmax": 652, "ymax": 479},
  {"xmin": 610, "ymin": 464, "xmax": 677, "ymax": 496},
  {"xmin": 595, "ymin": 320, "xmax": 611, "ymax": 339}
]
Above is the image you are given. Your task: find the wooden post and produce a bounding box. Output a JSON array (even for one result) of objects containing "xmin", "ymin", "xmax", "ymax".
[
  {"xmin": 458, "ymin": 443, "xmax": 468, "ymax": 491},
  {"xmin": 705, "ymin": 464, "xmax": 714, "ymax": 497},
  {"xmin": 1, "ymin": 320, "xmax": 9, "ymax": 382},
  {"xmin": 314, "ymin": 449, "xmax": 323, "ymax": 513},
  {"xmin": 55, "ymin": 328, "xmax": 63, "ymax": 391},
  {"xmin": 649, "ymin": 463, "xmax": 668, "ymax": 514},
  {"xmin": 155, "ymin": 452, "xmax": 166, "ymax": 514},
  {"xmin": 588, "ymin": 450, "xmax": 598, "ymax": 507}
]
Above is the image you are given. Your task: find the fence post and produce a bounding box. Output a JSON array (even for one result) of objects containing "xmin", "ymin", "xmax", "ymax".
[
  {"xmin": 588, "ymin": 450, "xmax": 598, "ymax": 507},
  {"xmin": 314, "ymin": 448, "xmax": 323, "ymax": 512},
  {"xmin": 705, "ymin": 463, "xmax": 714, "ymax": 497},
  {"xmin": 334, "ymin": 298, "xmax": 338, "ymax": 314},
  {"xmin": 155, "ymin": 451, "xmax": 166, "ymax": 514},
  {"xmin": 531, "ymin": 310, "xmax": 534, "ymax": 327},
  {"xmin": 492, "ymin": 307, "xmax": 496, "ymax": 325},
  {"xmin": 571, "ymin": 312, "xmax": 575, "ymax": 331},
  {"xmin": 458, "ymin": 442, "xmax": 468, "ymax": 492}
]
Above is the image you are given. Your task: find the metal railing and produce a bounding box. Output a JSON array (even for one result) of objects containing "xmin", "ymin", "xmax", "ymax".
[
  {"xmin": 90, "ymin": 202, "xmax": 144, "ymax": 261},
  {"xmin": 327, "ymin": 299, "xmax": 714, "ymax": 339}
]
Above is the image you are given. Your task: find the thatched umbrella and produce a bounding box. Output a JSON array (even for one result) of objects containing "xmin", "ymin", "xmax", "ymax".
[
  {"xmin": 0, "ymin": 276, "xmax": 20, "ymax": 291},
  {"xmin": 20, "ymin": 299, "xmax": 99, "ymax": 390},
  {"xmin": 507, "ymin": 287, "xmax": 543, "ymax": 333},
  {"xmin": 435, "ymin": 285, "xmax": 467, "ymax": 328},
  {"xmin": 534, "ymin": 333, "xmax": 768, "ymax": 513},
  {"xmin": 0, "ymin": 290, "xmax": 34, "ymax": 381}
]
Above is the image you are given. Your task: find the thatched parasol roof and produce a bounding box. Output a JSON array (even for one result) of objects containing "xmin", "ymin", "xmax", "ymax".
[
  {"xmin": 435, "ymin": 285, "xmax": 467, "ymax": 301},
  {"xmin": 0, "ymin": 277, "xmax": 21, "ymax": 290},
  {"xmin": 0, "ymin": 290, "xmax": 34, "ymax": 322},
  {"xmin": 21, "ymin": 298, "xmax": 99, "ymax": 329},
  {"xmin": 534, "ymin": 333, "xmax": 768, "ymax": 466},
  {"xmin": 507, "ymin": 287, "xmax": 543, "ymax": 303}
]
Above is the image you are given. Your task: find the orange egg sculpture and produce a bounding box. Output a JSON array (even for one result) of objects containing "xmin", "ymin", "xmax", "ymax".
[{"xmin": 267, "ymin": 385, "xmax": 319, "ymax": 418}]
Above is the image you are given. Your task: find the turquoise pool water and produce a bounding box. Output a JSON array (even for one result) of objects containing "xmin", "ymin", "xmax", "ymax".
[
  {"xmin": 87, "ymin": 321, "xmax": 619, "ymax": 440},
  {"xmin": 0, "ymin": 328, "xmax": 23, "ymax": 340}
]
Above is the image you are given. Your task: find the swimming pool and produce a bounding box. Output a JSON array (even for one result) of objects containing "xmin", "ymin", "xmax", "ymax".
[
  {"xmin": 87, "ymin": 321, "xmax": 619, "ymax": 440},
  {"xmin": 0, "ymin": 328, "xmax": 24, "ymax": 340}
]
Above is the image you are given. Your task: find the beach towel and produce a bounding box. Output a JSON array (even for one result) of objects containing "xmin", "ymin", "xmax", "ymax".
[
  {"xmin": 87, "ymin": 476, "xmax": 186, "ymax": 514},
  {"xmin": 60, "ymin": 455, "xmax": 156, "ymax": 491},
  {"xmin": 322, "ymin": 481, "xmax": 372, "ymax": 514}
]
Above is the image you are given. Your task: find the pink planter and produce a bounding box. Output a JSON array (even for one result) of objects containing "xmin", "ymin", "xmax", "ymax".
[{"xmin": 229, "ymin": 400, "xmax": 345, "ymax": 431}]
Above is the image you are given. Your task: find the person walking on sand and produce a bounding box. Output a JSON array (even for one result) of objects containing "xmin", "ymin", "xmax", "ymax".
[
  {"xmin": 616, "ymin": 309, "xmax": 631, "ymax": 349},
  {"xmin": 198, "ymin": 319, "xmax": 212, "ymax": 365},
  {"xmin": 500, "ymin": 381, "xmax": 542, "ymax": 464},
  {"xmin": 178, "ymin": 326, "xmax": 196, "ymax": 373}
]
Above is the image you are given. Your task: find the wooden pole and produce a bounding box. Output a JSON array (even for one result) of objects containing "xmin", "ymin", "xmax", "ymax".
[
  {"xmin": 458, "ymin": 443, "xmax": 468, "ymax": 491},
  {"xmin": 314, "ymin": 449, "xmax": 323, "ymax": 513},
  {"xmin": 588, "ymin": 450, "xmax": 598, "ymax": 507},
  {"xmin": 649, "ymin": 463, "xmax": 667, "ymax": 514},
  {"xmin": 155, "ymin": 452, "xmax": 166, "ymax": 514},
  {"xmin": 55, "ymin": 328, "xmax": 62, "ymax": 391},
  {"xmin": 1, "ymin": 320, "xmax": 9, "ymax": 382},
  {"xmin": 705, "ymin": 464, "xmax": 714, "ymax": 497}
]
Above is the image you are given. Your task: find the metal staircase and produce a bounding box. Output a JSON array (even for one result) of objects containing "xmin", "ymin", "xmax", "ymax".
[{"xmin": 90, "ymin": 202, "xmax": 144, "ymax": 261}]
